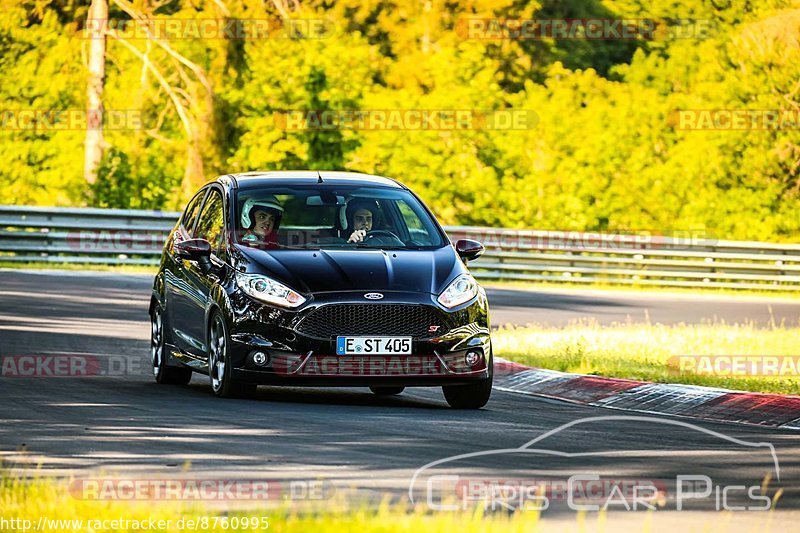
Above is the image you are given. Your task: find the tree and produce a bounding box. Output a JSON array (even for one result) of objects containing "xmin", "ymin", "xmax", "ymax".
[{"xmin": 84, "ymin": 0, "xmax": 107, "ymax": 185}]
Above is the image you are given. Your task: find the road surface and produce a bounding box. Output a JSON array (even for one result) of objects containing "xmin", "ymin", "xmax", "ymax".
[{"xmin": 1, "ymin": 269, "xmax": 798, "ymax": 528}]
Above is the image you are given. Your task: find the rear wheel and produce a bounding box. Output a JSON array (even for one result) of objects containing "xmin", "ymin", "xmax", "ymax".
[
  {"xmin": 369, "ymin": 386, "xmax": 405, "ymax": 396},
  {"xmin": 151, "ymin": 303, "xmax": 192, "ymax": 385},
  {"xmin": 208, "ymin": 311, "xmax": 256, "ymax": 398},
  {"xmin": 442, "ymin": 352, "xmax": 493, "ymax": 409}
]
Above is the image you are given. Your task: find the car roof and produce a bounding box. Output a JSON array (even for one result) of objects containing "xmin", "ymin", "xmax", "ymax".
[{"xmin": 221, "ymin": 171, "xmax": 406, "ymax": 190}]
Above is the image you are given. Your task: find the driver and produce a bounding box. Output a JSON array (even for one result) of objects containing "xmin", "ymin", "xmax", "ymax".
[
  {"xmin": 345, "ymin": 199, "xmax": 379, "ymax": 243},
  {"xmin": 241, "ymin": 196, "xmax": 284, "ymax": 248}
]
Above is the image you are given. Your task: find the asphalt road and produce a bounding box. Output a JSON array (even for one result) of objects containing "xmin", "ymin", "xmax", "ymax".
[
  {"xmin": 1, "ymin": 270, "xmax": 799, "ymax": 528},
  {"xmin": 1, "ymin": 269, "xmax": 799, "ymax": 333}
]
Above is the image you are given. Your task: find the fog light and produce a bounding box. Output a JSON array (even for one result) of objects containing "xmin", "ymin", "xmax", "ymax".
[
  {"xmin": 252, "ymin": 351, "xmax": 269, "ymax": 366},
  {"xmin": 465, "ymin": 351, "xmax": 481, "ymax": 367}
]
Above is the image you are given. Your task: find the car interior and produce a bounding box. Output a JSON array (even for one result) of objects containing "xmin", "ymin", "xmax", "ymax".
[{"xmin": 236, "ymin": 191, "xmax": 437, "ymax": 249}]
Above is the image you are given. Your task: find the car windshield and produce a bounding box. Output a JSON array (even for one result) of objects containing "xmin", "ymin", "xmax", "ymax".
[{"xmin": 235, "ymin": 185, "xmax": 447, "ymax": 250}]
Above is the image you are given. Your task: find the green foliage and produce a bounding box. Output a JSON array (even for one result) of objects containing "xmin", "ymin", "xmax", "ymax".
[
  {"xmin": 1, "ymin": 0, "xmax": 799, "ymax": 241},
  {"xmin": 0, "ymin": 6, "xmax": 84, "ymax": 206},
  {"xmin": 90, "ymin": 147, "xmax": 181, "ymax": 209}
]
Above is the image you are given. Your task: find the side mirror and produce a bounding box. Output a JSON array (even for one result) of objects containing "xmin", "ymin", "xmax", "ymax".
[
  {"xmin": 174, "ymin": 238, "xmax": 212, "ymax": 261},
  {"xmin": 174, "ymin": 238, "xmax": 215, "ymax": 273},
  {"xmin": 455, "ymin": 239, "xmax": 485, "ymax": 262}
]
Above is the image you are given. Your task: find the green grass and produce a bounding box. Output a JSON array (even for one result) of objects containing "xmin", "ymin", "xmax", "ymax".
[
  {"xmin": 2, "ymin": 472, "xmax": 792, "ymax": 532},
  {"xmin": 0, "ymin": 261, "xmax": 157, "ymax": 275},
  {"xmin": 494, "ymin": 320, "xmax": 800, "ymax": 395},
  {"xmin": 0, "ymin": 474, "xmax": 541, "ymax": 533}
]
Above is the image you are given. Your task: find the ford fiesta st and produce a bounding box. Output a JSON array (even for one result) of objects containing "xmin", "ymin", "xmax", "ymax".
[{"xmin": 149, "ymin": 171, "xmax": 492, "ymax": 408}]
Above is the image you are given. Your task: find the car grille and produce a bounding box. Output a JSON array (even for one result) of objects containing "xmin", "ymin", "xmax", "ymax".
[{"xmin": 296, "ymin": 304, "xmax": 450, "ymax": 339}]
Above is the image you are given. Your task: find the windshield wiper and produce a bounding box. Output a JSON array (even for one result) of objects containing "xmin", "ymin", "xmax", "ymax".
[
  {"xmin": 240, "ymin": 242, "xmax": 310, "ymax": 250},
  {"xmin": 353, "ymin": 243, "xmax": 412, "ymax": 250}
]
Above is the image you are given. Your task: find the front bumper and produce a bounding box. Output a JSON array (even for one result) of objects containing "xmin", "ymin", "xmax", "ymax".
[{"xmin": 226, "ymin": 289, "xmax": 491, "ymax": 386}]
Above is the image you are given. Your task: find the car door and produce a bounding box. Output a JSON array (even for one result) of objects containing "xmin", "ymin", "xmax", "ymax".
[
  {"xmin": 178, "ymin": 187, "xmax": 227, "ymax": 361},
  {"xmin": 165, "ymin": 187, "xmax": 208, "ymax": 357}
]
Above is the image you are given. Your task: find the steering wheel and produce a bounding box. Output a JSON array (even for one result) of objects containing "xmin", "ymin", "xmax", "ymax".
[{"xmin": 363, "ymin": 229, "xmax": 404, "ymax": 245}]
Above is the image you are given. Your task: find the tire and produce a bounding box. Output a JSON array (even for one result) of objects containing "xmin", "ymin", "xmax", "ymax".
[
  {"xmin": 208, "ymin": 311, "xmax": 257, "ymax": 398},
  {"xmin": 369, "ymin": 386, "xmax": 405, "ymax": 396},
  {"xmin": 151, "ymin": 303, "xmax": 192, "ymax": 385},
  {"xmin": 442, "ymin": 352, "xmax": 493, "ymax": 409}
]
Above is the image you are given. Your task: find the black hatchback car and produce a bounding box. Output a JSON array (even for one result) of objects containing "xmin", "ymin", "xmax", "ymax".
[{"xmin": 150, "ymin": 171, "xmax": 492, "ymax": 408}]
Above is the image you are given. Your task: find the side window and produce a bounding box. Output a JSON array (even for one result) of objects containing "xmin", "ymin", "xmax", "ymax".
[
  {"xmin": 398, "ymin": 200, "xmax": 432, "ymax": 245},
  {"xmin": 194, "ymin": 190, "xmax": 225, "ymax": 256},
  {"xmin": 181, "ymin": 190, "xmax": 207, "ymax": 235}
]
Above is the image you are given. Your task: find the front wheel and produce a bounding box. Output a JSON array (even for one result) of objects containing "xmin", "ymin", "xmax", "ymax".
[
  {"xmin": 151, "ymin": 303, "xmax": 192, "ymax": 385},
  {"xmin": 442, "ymin": 353, "xmax": 493, "ymax": 409},
  {"xmin": 208, "ymin": 311, "xmax": 256, "ymax": 398}
]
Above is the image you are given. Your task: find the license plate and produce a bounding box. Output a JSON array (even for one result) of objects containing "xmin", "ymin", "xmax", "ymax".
[{"xmin": 336, "ymin": 336, "xmax": 412, "ymax": 355}]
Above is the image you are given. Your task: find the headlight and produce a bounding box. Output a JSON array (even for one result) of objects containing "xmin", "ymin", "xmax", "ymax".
[
  {"xmin": 437, "ymin": 274, "xmax": 479, "ymax": 308},
  {"xmin": 236, "ymin": 273, "xmax": 306, "ymax": 308}
]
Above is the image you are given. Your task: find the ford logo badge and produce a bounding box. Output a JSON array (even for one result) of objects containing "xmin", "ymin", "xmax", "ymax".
[{"xmin": 364, "ymin": 292, "xmax": 384, "ymax": 300}]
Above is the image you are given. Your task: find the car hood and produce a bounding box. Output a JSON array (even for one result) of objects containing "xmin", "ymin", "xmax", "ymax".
[{"xmin": 232, "ymin": 244, "xmax": 464, "ymax": 294}]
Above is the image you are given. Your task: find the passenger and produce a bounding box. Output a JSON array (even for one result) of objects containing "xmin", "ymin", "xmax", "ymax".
[{"xmin": 241, "ymin": 196, "xmax": 283, "ymax": 248}]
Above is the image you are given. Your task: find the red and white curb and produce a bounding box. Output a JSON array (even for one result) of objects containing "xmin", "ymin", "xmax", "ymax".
[{"xmin": 493, "ymin": 359, "xmax": 800, "ymax": 430}]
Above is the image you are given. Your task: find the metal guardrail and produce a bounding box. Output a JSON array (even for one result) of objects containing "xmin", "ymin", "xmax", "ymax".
[{"xmin": 2, "ymin": 205, "xmax": 800, "ymax": 290}]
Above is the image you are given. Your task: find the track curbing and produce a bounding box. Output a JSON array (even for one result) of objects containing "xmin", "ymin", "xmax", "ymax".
[{"xmin": 494, "ymin": 358, "xmax": 800, "ymax": 430}]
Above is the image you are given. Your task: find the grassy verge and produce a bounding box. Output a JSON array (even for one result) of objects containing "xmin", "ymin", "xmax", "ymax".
[
  {"xmin": 0, "ymin": 475, "xmax": 538, "ymax": 533},
  {"xmin": 1, "ymin": 471, "xmax": 792, "ymax": 532},
  {"xmin": 494, "ymin": 320, "xmax": 800, "ymax": 395},
  {"xmin": 0, "ymin": 261, "xmax": 157, "ymax": 275}
]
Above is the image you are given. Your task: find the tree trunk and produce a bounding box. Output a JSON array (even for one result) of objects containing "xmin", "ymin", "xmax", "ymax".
[{"xmin": 84, "ymin": 0, "xmax": 108, "ymax": 185}]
